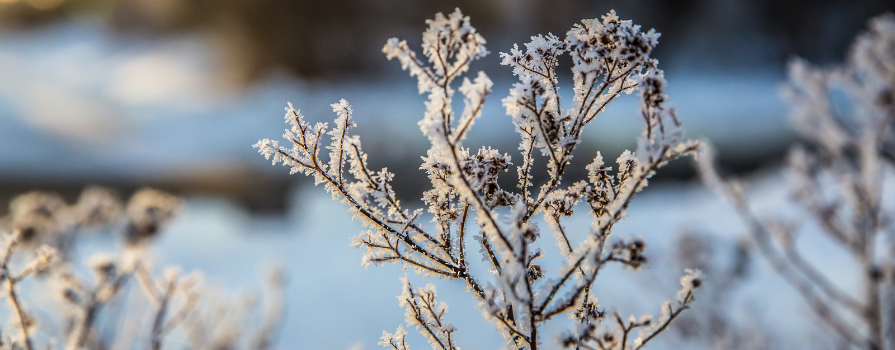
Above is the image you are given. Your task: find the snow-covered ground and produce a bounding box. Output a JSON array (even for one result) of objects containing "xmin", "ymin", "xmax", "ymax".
[{"xmin": 127, "ymin": 168, "xmax": 872, "ymax": 349}]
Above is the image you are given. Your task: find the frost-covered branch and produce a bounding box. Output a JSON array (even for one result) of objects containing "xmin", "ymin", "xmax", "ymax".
[
  {"xmin": 257, "ymin": 8, "xmax": 700, "ymax": 350},
  {"xmin": 397, "ymin": 278, "xmax": 459, "ymax": 350}
]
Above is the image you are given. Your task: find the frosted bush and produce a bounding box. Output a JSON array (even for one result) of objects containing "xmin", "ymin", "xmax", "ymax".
[
  {"xmin": 257, "ymin": 9, "xmax": 701, "ymax": 349},
  {"xmin": 0, "ymin": 187, "xmax": 284, "ymax": 350},
  {"xmin": 698, "ymin": 13, "xmax": 895, "ymax": 350}
]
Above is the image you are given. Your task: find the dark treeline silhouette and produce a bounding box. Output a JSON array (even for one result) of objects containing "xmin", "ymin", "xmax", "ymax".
[{"xmin": 1, "ymin": 0, "xmax": 893, "ymax": 82}]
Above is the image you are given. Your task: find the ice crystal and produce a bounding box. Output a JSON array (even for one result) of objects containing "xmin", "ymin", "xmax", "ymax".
[{"xmin": 257, "ymin": 8, "xmax": 701, "ymax": 350}]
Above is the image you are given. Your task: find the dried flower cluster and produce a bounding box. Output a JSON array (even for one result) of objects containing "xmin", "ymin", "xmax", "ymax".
[
  {"xmin": 0, "ymin": 187, "xmax": 284, "ymax": 350},
  {"xmin": 257, "ymin": 9, "xmax": 701, "ymax": 349},
  {"xmin": 698, "ymin": 13, "xmax": 895, "ymax": 350}
]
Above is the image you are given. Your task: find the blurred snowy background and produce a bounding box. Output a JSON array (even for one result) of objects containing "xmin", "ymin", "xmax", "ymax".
[{"xmin": 1, "ymin": 0, "xmax": 893, "ymax": 348}]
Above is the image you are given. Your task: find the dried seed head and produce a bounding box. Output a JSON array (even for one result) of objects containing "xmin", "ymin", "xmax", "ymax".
[
  {"xmin": 679, "ymin": 268, "xmax": 704, "ymax": 295},
  {"xmin": 125, "ymin": 188, "xmax": 181, "ymax": 246},
  {"xmin": 62, "ymin": 288, "xmax": 81, "ymax": 305},
  {"xmin": 527, "ymin": 264, "xmax": 544, "ymax": 281},
  {"xmin": 7, "ymin": 191, "xmax": 68, "ymax": 244},
  {"xmin": 89, "ymin": 254, "xmax": 117, "ymax": 282},
  {"xmin": 33, "ymin": 245, "xmax": 59, "ymax": 273},
  {"xmin": 74, "ymin": 186, "xmax": 123, "ymax": 227}
]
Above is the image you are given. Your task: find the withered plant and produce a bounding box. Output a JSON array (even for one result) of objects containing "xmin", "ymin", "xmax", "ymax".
[
  {"xmin": 0, "ymin": 187, "xmax": 284, "ymax": 350},
  {"xmin": 256, "ymin": 9, "xmax": 701, "ymax": 349},
  {"xmin": 698, "ymin": 13, "xmax": 895, "ymax": 350}
]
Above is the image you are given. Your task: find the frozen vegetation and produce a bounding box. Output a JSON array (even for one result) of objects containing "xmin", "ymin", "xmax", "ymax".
[
  {"xmin": 699, "ymin": 13, "xmax": 895, "ymax": 350},
  {"xmin": 2, "ymin": 6, "xmax": 894, "ymax": 350},
  {"xmin": 257, "ymin": 9, "xmax": 701, "ymax": 350},
  {"xmin": 0, "ymin": 187, "xmax": 284, "ymax": 349}
]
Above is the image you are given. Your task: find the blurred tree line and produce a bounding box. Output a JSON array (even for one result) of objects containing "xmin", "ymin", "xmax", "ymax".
[{"xmin": 0, "ymin": 0, "xmax": 892, "ymax": 83}]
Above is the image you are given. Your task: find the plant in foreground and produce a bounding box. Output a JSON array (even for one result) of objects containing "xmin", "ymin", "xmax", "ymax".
[
  {"xmin": 257, "ymin": 9, "xmax": 701, "ymax": 349},
  {"xmin": 698, "ymin": 13, "xmax": 895, "ymax": 350}
]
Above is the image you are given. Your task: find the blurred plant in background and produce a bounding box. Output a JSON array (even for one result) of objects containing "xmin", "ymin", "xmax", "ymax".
[
  {"xmin": 698, "ymin": 13, "xmax": 895, "ymax": 350},
  {"xmin": 0, "ymin": 187, "xmax": 284, "ymax": 350},
  {"xmin": 666, "ymin": 231, "xmax": 778, "ymax": 350},
  {"xmin": 257, "ymin": 8, "xmax": 702, "ymax": 349}
]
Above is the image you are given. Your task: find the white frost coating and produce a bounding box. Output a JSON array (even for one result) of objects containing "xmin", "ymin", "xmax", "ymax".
[
  {"xmin": 257, "ymin": 8, "xmax": 702, "ymax": 350},
  {"xmin": 379, "ymin": 325, "xmax": 410, "ymax": 350},
  {"xmin": 421, "ymin": 9, "xmax": 488, "ymax": 80},
  {"xmin": 397, "ymin": 277, "xmax": 459, "ymax": 350},
  {"xmin": 326, "ymin": 99, "xmax": 357, "ymax": 185},
  {"xmin": 455, "ymin": 71, "xmax": 493, "ymax": 143},
  {"xmin": 383, "ymin": 8, "xmax": 487, "ymax": 96},
  {"xmin": 677, "ymin": 269, "xmax": 704, "ymax": 302}
]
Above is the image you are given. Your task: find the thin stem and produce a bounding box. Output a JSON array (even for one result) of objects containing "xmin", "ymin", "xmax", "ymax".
[
  {"xmin": 458, "ymin": 204, "xmax": 470, "ymax": 264},
  {"xmin": 5, "ymin": 276, "xmax": 32, "ymax": 350},
  {"xmin": 633, "ymin": 293, "xmax": 692, "ymax": 350},
  {"xmin": 150, "ymin": 278, "xmax": 177, "ymax": 350},
  {"xmin": 1, "ymin": 238, "xmax": 32, "ymax": 350}
]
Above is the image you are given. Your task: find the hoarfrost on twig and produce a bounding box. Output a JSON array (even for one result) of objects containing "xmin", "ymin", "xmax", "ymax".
[{"xmin": 257, "ymin": 7, "xmax": 702, "ymax": 350}]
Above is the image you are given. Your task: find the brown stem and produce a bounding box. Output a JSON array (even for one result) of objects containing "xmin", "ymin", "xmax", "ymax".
[{"xmin": 5, "ymin": 276, "xmax": 33, "ymax": 350}]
